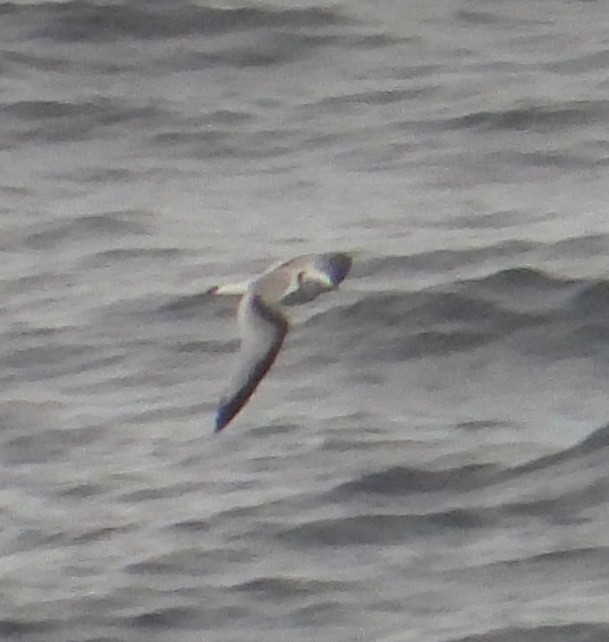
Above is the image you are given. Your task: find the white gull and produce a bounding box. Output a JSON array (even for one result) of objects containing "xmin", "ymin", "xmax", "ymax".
[{"xmin": 209, "ymin": 252, "xmax": 352, "ymax": 432}]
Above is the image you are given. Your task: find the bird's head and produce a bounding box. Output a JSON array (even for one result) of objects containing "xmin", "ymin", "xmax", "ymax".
[{"xmin": 314, "ymin": 252, "xmax": 352, "ymax": 289}]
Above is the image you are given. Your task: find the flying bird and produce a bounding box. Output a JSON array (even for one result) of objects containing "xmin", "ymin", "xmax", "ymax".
[{"xmin": 209, "ymin": 252, "xmax": 352, "ymax": 432}]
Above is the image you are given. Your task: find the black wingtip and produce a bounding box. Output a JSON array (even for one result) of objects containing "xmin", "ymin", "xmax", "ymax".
[{"xmin": 214, "ymin": 406, "xmax": 231, "ymax": 433}]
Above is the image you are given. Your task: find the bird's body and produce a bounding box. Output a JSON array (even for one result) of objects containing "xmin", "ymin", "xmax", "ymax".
[{"xmin": 210, "ymin": 252, "xmax": 352, "ymax": 432}]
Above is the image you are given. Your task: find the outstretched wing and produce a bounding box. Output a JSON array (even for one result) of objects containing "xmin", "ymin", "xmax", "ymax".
[{"xmin": 215, "ymin": 293, "xmax": 288, "ymax": 432}]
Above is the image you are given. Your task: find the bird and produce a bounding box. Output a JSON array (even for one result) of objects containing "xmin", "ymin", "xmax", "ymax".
[{"xmin": 209, "ymin": 252, "xmax": 352, "ymax": 432}]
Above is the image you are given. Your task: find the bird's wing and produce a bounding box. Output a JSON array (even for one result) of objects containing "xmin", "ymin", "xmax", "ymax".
[{"xmin": 215, "ymin": 292, "xmax": 288, "ymax": 432}]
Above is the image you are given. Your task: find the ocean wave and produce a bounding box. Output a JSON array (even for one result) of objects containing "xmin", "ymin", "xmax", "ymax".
[
  {"xmin": 446, "ymin": 623, "xmax": 609, "ymax": 642},
  {"xmin": 444, "ymin": 99, "xmax": 609, "ymax": 133},
  {"xmin": 278, "ymin": 508, "xmax": 494, "ymax": 547},
  {"xmin": 17, "ymin": 0, "xmax": 349, "ymax": 42},
  {"xmin": 2, "ymin": 98, "xmax": 165, "ymax": 144},
  {"xmin": 334, "ymin": 422, "xmax": 609, "ymax": 530},
  {"xmin": 335, "ymin": 463, "xmax": 498, "ymax": 497},
  {"xmin": 510, "ymin": 422, "xmax": 609, "ymax": 476},
  {"xmin": 0, "ymin": 620, "xmax": 58, "ymax": 637},
  {"xmin": 308, "ymin": 266, "xmax": 609, "ymax": 362},
  {"xmin": 21, "ymin": 210, "xmax": 151, "ymax": 250},
  {"xmin": 308, "ymin": 290, "xmax": 540, "ymax": 362},
  {"xmin": 361, "ymin": 241, "xmax": 537, "ymax": 276}
]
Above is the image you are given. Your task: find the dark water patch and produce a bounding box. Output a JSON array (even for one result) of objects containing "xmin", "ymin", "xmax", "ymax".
[
  {"xmin": 11, "ymin": 528, "xmax": 66, "ymax": 553},
  {"xmin": 3, "ymin": 343, "xmax": 94, "ymax": 370},
  {"xmin": 453, "ymin": 546, "xmax": 609, "ymax": 591},
  {"xmin": 232, "ymin": 576, "xmax": 348, "ymax": 601},
  {"xmin": 335, "ymin": 424, "xmax": 609, "ymax": 517},
  {"xmin": 195, "ymin": 109, "xmax": 253, "ymax": 127},
  {"xmin": 126, "ymin": 605, "xmax": 252, "ymax": 630},
  {"xmin": 175, "ymin": 339, "xmax": 232, "ymax": 354},
  {"xmin": 443, "ymin": 210, "xmax": 539, "ymax": 230},
  {"xmin": 444, "ymin": 100, "xmax": 609, "ymax": 132},
  {"xmin": 316, "ymin": 87, "xmax": 427, "ymax": 110},
  {"xmin": 0, "ymin": 326, "xmax": 70, "ymax": 346},
  {"xmin": 119, "ymin": 480, "xmax": 206, "ymax": 503},
  {"xmin": 78, "ymin": 246, "xmax": 182, "ymax": 269},
  {"xmin": 94, "ymin": 291, "xmax": 221, "ymax": 330},
  {"xmin": 23, "ymin": 210, "xmax": 151, "ymax": 250},
  {"xmin": 501, "ymin": 485, "xmax": 605, "ymax": 525},
  {"xmin": 541, "ymin": 233, "xmax": 609, "ymax": 259},
  {"xmin": 3, "ymin": 99, "xmax": 87, "ymax": 119},
  {"xmin": 314, "ymin": 288, "xmax": 542, "ymax": 361},
  {"xmin": 127, "ymin": 547, "xmax": 253, "ymax": 577},
  {"xmin": 0, "ymin": 619, "xmax": 59, "ymax": 636},
  {"xmin": 288, "ymin": 600, "xmax": 346, "ymax": 627},
  {"xmin": 207, "ymin": 32, "xmax": 343, "ymax": 68},
  {"xmin": 510, "ymin": 423, "xmax": 609, "ymax": 477},
  {"xmin": 335, "ymin": 463, "xmax": 499, "ymax": 497},
  {"xmin": 569, "ymin": 279, "xmax": 609, "ymax": 317},
  {"xmin": 543, "ymin": 49, "xmax": 609, "ymax": 74},
  {"xmin": 577, "ymin": 422, "xmax": 609, "ymax": 452},
  {"xmin": 456, "ymin": 419, "xmax": 512, "ymax": 430},
  {"xmin": 569, "ymin": 323, "xmax": 609, "ymax": 357},
  {"xmin": 0, "ymin": 343, "xmax": 127, "ymax": 384},
  {"xmin": 467, "ymin": 266, "xmax": 575, "ymax": 292},
  {"xmin": 157, "ymin": 110, "xmax": 252, "ymax": 134},
  {"xmin": 362, "ymin": 241, "xmax": 536, "ymax": 276},
  {"xmin": 329, "ymin": 290, "xmax": 528, "ymax": 329},
  {"xmin": 169, "ymin": 519, "xmax": 212, "ymax": 534},
  {"xmin": 2, "ymin": 49, "xmax": 71, "ymax": 71},
  {"xmin": 447, "ymin": 623, "xmax": 609, "ymax": 642},
  {"xmin": 492, "ymin": 149, "xmax": 604, "ymax": 170},
  {"xmin": 27, "ymin": 1, "xmax": 349, "ymax": 42},
  {"xmin": 125, "ymin": 548, "xmax": 216, "ymax": 576},
  {"xmin": 335, "ymin": 31, "xmax": 401, "ymax": 50},
  {"xmin": 500, "ymin": 545, "xmax": 609, "ymax": 568},
  {"xmin": 127, "ymin": 606, "xmax": 204, "ymax": 630},
  {"xmin": 58, "ymin": 482, "xmax": 104, "ymax": 499},
  {"xmin": 4, "ymin": 99, "xmax": 164, "ymax": 143},
  {"xmin": 76, "ymin": 167, "xmax": 144, "ymax": 184},
  {"xmin": 158, "ymin": 33, "xmax": 344, "ymax": 72},
  {"xmin": 249, "ymin": 422, "xmax": 300, "ymax": 438},
  {"xmin": 0, "ymin": 183, "xmax": 34, "ymax": 198},
  {"xmin": 278, "ymin": 509, "xmax": 494, "ymax": 547},
  {"xmin": 404, "ymin": 328, "xmax": 491, "ymax": 357},
  {"xmin": 324, "ymin": 264, "xmax": 609, "ymax": 361},
  {"xmin": 72, "ymin": 525, "xmax": 135, "ymax": 544},
  {"xmin": 156, "ymin": 291, "xmax": 230, "ymax": 321},
  {"xmin": 0, "ymin": 272, "xmax": 75, "ymax": 295},
  {"xmin": 458, "ymin": 267, "xmax": 579, "ymax": 315},
  {"xmin": 472, "ymin": 426, "xmax": 609, "ymax": 518},
  {"xmin": 2, "ymin": 425, "xmax": 101, "ymax": 465},
  {"xmin": 152, "ymin": 129, "xmax": 230, "ymax": 151},
  {"xmin": 167, "ymin": 127, "xmax": 299, "ymax": 161},
  {"xmin": 453, "ymin": 271, "xmax": 609, "ymax": 358},
  {"xmin": 456, "ymin": 10, "xmax": 502, "ymax": 25}
]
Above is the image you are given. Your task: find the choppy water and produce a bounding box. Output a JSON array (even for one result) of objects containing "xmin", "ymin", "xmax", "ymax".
[{"xmin": 3, "ymin": 0, "xmax": 609, "ymax": 640}]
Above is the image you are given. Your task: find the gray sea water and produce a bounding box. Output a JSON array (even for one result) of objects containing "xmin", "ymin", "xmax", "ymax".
[{"xmin": 3, "ymin": 0, "xmax": 609, "ymax": 640}]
